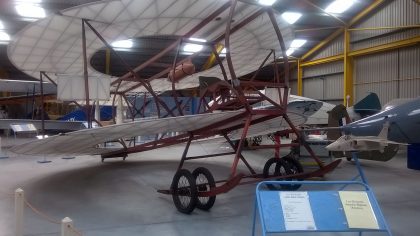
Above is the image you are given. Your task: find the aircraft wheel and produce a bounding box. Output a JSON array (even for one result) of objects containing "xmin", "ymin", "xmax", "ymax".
[
  {"xmin": 252, "ymin": 136, "xmax": 262, "ymax": 146},
  {"xmin": 171, "ymin": 169, "xmax": 197, "ymax": 214},
  {"xmin": 280, "ymin": 155, "xmax": 304, "ymax": 190},
  {"xmin": 263, "ymin": 157, "xmax": 290, "ymax": 190},
  {"xmin": 192, "ymin": 167, "xmax": 216, "ymax": 211}
]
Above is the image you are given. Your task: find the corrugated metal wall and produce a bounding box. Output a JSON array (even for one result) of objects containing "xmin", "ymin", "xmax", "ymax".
[
  {"xmin": 354, "ymin": 45, "xmax": 420, "ymax": 104},
  {"xmin": 302, "ymin": 74, "xmax": 344, "ymax": 101},
  {"xmin": 351, "ymin": 0, "xmax": 420, "ymax": 50},
  {"xmin": 398, "ymin": 46, "xmax": 420, "ymax": 98},
  {"xmin": 351, "ymin": 0, "xmax": 420, "ymax": 104},
  {"xmin": 301, "ymin": 60, "xmax": 343, "ymax": 101},
  {"xmin": 324, "ymin": 74, "xmax": 344, "ymax": 100},
  {"xmin": 289, "ymin": 80, "xmax": 298, "ymax": 95},
  {"xmin": 354, "ymin": 50, "xmax": 399, "ymax": 104},
  {"xmin": 309, "ymin": 35, "xmax": 344, "ymax": 60},
  {"xmin": 298, "ymin": 0, "xmax": 419, "ymax": 104},
  {"xmin": 303, "ymin": 61, "xmax": 343, "ymax": 77},
  {"xmin": 303, "ymin": 78, "xmax": 323, "ymax": 100}
]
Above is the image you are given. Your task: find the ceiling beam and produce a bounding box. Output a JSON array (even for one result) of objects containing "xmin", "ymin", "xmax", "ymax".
[
  {"xmin": 301, "ymin": 0, "xmax": 387, "ymax": 61},
  {"xmin": 300, "ymin": 54, "xmax": 344, "ymax": 67},
  {"xmin": 348, "ymin": 35, "xmax": 420, "ymax": 57}
]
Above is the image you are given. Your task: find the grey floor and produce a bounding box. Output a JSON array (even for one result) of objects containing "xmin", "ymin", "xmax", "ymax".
[{"xmin": 0, "ymin": 136, "xmax": 419, "ymax": 236}]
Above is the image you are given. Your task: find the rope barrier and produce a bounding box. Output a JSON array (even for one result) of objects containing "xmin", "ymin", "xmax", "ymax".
[
  {"xmin": 23, "ymin": 197, "xmax": 84, "ymax": 235},
  {"xmin": 23, "ymin": 198, "xmax": 61, "ymax": 224},
  {"xmin": 0, "ymin": 190, "xmax": 14, "ymax": 197},
  {"xmin": 69, "ymin": 225, "xmax": 83, "ymax": 236}
]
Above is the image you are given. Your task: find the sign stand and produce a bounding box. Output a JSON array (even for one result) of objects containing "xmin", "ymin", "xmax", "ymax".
[
  {"xmin": 253, "ymin": 180, "xmax": 392, "ymax": 236},
  {"xmin": 253, "ymin": 152, "xmax": 392, "ymax": 235}
]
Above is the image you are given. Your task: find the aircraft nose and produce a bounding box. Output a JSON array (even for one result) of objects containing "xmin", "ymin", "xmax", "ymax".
[{"xmin": 326, "ymin": 142, "xmax": 337, "ymax": 151}]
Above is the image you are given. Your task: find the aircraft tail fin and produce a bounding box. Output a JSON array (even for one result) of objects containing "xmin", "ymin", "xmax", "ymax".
[
  {"xmin": 353, "ymin": 93, "xmax": 381, "ymax": 117},
  {"xmin": 327, "ymin": 104, "xmax": 350, "ymax": 140}
]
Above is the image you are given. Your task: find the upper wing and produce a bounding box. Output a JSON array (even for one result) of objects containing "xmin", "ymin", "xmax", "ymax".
[{"xmin": 8, "ymin": 0, "xmax": 293, "ymax": 94}]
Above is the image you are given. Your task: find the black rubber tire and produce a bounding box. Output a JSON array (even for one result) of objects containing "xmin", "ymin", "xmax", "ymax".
[
  {"xmin": 280, "ymin": 155, "xmax": 304, "ymax": 190},
  {"xmin": 171, "ymin": 169, "xmax": 197, "ymax": 214},
  {"xmin": 282, "ymin": 155, "xmax": 304, "ymax": 174},
  {"xmin": 263, "ymin": 157, "xmax": 290, "ymax": 190},
  {"xmin": 192, "ymin": 167, "xmax": 216, "ymax": 211}
]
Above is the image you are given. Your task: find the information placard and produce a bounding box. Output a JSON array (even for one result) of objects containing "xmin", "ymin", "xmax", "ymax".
[
  {"xmin": 279, "ymin": 192, "xmax": 317, "ymax": 231},
  {"xmin": 339, "ymin": 191, "xmax": 379, "ymax": 229}
]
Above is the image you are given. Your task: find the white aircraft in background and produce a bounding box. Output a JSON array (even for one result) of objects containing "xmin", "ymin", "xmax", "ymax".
[{"xmin": 325, "ymin": 122, "xmax": 407, "ymax": 152}]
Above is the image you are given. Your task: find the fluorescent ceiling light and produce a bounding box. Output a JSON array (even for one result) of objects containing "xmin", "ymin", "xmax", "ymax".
[
  {"xmin": 258, "ymin": 0, "xmax": 277, "ymax": 6},
  {"xmin": 286, "ymin": 48, "xmax": 295, "ymax": 56},
  {"xmin": 0, "ymin": 21, "xmax": 4, "ymax": 30},
  {"xmin": 189, "ymin": 38, "xmax": 206, "ymax": 42},
  {"xmin": 15, "ymin": 4, "xmax": 46, "ymax": 18},
  {"xmin": 0, "ymin": 32, "xmax": 10, "ymax": 41},
  {"xmin": 183, "ymin": 38, "xmax": 206, "ymax": 53},
  {"xmin": 325, "ymin": 0, "xmax": 355, "ymax": 14},
  {"xmin": 16, "ymin": 0, "xmax": 42, "ymax": 3},
  {"xmin": 111, "ymin": 39, "xmax": 133, "ymax": 48},
  {"xmin": 281, "ymin": 12, "xmax": 302, "ymax": 24},
  {"xmin": 183, "ymin": 44, "xmax": 203, "ymax": 53},
  {"xmin": 290, "ymin": 39, "xmax": 307, "ymax": 48}
]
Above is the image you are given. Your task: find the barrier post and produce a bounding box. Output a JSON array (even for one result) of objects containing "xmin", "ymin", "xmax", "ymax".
[
  {"xmin": 61, "ymin": 217, "xmax": 74, "ymax": 236},
  {"xmin": 15, "ymin": 188, "xmax": 24, "ymax": 236}
]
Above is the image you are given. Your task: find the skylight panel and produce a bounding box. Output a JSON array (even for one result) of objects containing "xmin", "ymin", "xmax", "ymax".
[
  {"xmin": 281, "ymin": 12, "xmax": 302, "ymax": 24},
  {"xmin": 290, "ymin": 39, "xmax": 307, "ymax": 48},
  {"xmin": 183, "ymin": 38, "xmax": 206, "ymax": 53},
  {"xmin": 258, "ymin": 0, "xmax": 277, "ymax": 6},
  {"xmin": 286, "ymin": 48, "xmax": 295, "ymax": 56},
  {"xmin": 325, "ymin": 0, "xmax": 355, "ymax": 14},
  {"xmin": 0, "ymin": 32, "xmax": 10, "ymax": 41},
  {"xmin": 16, "ymin": 0, "xmax": 42, "ymax": 3},
  {"xmin": 111, "ymin": 39, "xmax": 133, "ymax": 48},
  {"xmin": 15, "ymin": 4, "xmax": 46, "ymax": 18}
]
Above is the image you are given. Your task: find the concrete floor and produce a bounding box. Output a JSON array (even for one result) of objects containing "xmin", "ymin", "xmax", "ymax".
[{"xmin": 0, "ymin": 136, "xmax": 419, "ymax": 236}]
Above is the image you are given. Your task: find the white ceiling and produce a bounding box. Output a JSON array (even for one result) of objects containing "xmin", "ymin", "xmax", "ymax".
[{"xmin": 8, "ymin": 0, "xmax": 293, "ymax": 94}]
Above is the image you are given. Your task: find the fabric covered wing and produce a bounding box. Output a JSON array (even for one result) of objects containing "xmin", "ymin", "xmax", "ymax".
[
  {"xmin": 11, "ymin": 110, "xmax": 244, "ymax": 155},
  {"xmin": 11, "ymin": 109, "xmax": 307, "ymax": 156}
]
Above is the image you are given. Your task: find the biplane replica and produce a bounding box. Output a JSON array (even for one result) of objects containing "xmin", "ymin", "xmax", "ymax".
[{"xmin": 8, "ymin": 0, "xmax": 341, "ymax": 214}]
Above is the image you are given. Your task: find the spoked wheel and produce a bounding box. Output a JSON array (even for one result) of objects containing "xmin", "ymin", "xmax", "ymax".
[
  {"xmin": 192, "ymin": 167, "xmax": 216, "ymax": 211},
  {"xmin": 252, "ymin": 136, "xmax": 262, "ymax": 146},
  {"xmin": 281, "ymin": 154, "xmax": 304, "ymax": 190},
  {"xmin": 263, "ymin": 157, "xmax": 291, "ymax": 190},
  {"xmin": 171, "ymin": 169, "xmax": 197, "ymax": 214}
]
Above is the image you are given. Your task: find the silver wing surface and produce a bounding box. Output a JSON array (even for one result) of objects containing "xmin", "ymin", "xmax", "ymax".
[{"xmin": 10, "ymin": 106, "xmax": 311, "ymax": 156}]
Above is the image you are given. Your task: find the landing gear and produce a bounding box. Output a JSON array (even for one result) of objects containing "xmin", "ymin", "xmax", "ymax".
[
  {"xmin": 262, "ymin": 154, "xmax": 304, "ymax": 191},
  {"xmin": 263, "ymin": 157, "xmax": 291, "ymax": 190},
  {"xmin": 252, "ymin": 136, "xmax": 262, "ymax": 146},
  {"xmin": 282, "ymin": 154, "xmax": 304, "ymax": 190},
  {"xmin": 192, "ymin": 167, "xmax": 216, "ymax": 211},
  {"xmin": 171, "ymin": 169, "xmax": 197, "ymax": 214}
]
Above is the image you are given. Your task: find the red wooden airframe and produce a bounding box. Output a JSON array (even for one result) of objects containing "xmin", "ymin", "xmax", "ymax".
[{"xmin": 63, "ymin": 0, "xmax": 341, "ymax": 214}]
